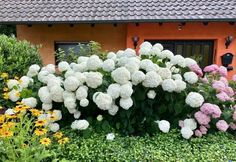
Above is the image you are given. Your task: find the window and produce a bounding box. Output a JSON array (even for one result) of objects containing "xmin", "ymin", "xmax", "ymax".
[
  {"xmin": 145, "ymin": 40, "xmax": 214, "ymax": 67},
  {"xmin": 54, "ymin": 41, "xmax": 89, "ymax": 64}
]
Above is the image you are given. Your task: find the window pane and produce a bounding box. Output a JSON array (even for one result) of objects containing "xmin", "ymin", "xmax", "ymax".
[{"xmin": 176, "ymin": 45, "xmax": 183, "ymax": 55}]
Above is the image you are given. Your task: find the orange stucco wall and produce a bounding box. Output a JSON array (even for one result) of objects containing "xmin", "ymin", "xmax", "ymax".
[
  {"xmin": 17, "ymin": 24, "xmax": 127, "ymax": 65},
  {"xmin": 127, "ymin": 22, "xmax": 236, "ymax": 77}
]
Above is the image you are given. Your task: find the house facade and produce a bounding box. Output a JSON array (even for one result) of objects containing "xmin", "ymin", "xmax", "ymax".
[{"xmin": 1, "ymin": 0, "xmax": 236, "ymax": 77}]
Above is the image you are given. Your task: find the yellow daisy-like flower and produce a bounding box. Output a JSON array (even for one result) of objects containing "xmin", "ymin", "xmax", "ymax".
[
  {"xmin": 58, "ymin": 137, "xmax": 69, "ymax": 145},
  {"xmin": 14, "ymin": 105, "xmax": 27, "ymax": 113},
  {"xmin": 29, "ymin": 109, "xmax": 42, "ymax": 117},
  {"xmin": 5, "ymin": 114, "xmax": 18, "ymax": 119},
  {"xmin": 3, "ymin": 87, "xmax": 9, "ymax": 92},
  {"xmin": 53, "ymin": 132, "xmax": 63, "ymax": 139},
  {"xmin": 0, "ymin": 115, "xmax": 5, "ymax": 123},
  {"xmin": 0, "ymin": 130, "xmax": 13, "ymax": 138},
  {"xmin": 35, "ymin": 120, "xmax": 46, "ymax": 127},
  {"xmin": 0, "ymin": 73, "xmax": 8, "ymax": 79},
  {"xmin": 2, "ymin": 122, "xmax": 16, "ymax": 129},
  {"xmin": 3, "ymin": 92, "xmax": 9, "ymax": 100},
  {"xmin": 34, "ymin": 128, "xmax": 48, "ymax": 136},
  {"xmin": 40, "ymin": 137, "xmax": 51, "ymax": 146}
]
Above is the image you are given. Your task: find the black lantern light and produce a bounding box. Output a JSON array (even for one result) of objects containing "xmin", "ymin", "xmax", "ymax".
[
  {"xmin": 225, "ymin": 36, "xmax": 234, "ymax": 49},
  {"xmin": 221, "ymin": 53, "xmax": 234, "ymax": 71},
  {"xmin": 132, "ymin": 36, "xmax": 139, "ymax": 49}
]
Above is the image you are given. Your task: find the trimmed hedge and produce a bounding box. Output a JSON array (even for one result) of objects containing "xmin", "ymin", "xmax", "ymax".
[{"xmin": 51, "ymin": 130, "xmax": 236, "ymax": 162}]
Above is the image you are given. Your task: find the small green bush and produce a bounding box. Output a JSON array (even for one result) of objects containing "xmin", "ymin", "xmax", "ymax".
[
  {"xmin": 0, "ymin": 35, "xmax": 42, "ymax": 77},
  {"xmin": 49, "ymin": 130, "xmax": 236, "ymax": 162}
]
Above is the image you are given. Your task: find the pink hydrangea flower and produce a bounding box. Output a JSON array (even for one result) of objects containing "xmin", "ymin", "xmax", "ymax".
[
  {"xmin": 195, "ymin": 130, "xmax": 202, "ymax": 137},
  {"xmin": 194, "ymin": 111, "xmax": 211, "ymax": 125},
  {"xmin": 216, "ymin": 120, "xmax": 229, "ymax": 132},
  {"xmin": 232, "ymin": 75, "xmax": 236, "ymax": 81},
  {"xmin": 200, "ymin": 125, "xmax": 208, "ymax": 134},
  {"xmin": 200, "ymin": 103, "xmax": 222, "ymax": 118},
  {"xmin": 219, "ymin": 77, "xmax": 228, "ymax": 86},
  {"xmin": 218, "ymin": 66, "xmax": 227, "ymax": 77},
  {"xmin": 233, "ymin": 111, "xmax": 236, "ymax": 121},
  {"xmin": 178, "ymin": 120, "xmax": 184, "ymax": 128},
  {"xmin": 189, "ymin": 64, "xmax": 203, "ymax": 77},
  {"xmin": 229, "ymin": 123, "xmax": 236, "ymax": 130},
  {"xmin": 212, "ymin": 81, "xmax": 226, "ymax": 92},
  {"xmin": 224, "ymin": 87, "xmax": 235, "ymax": 97},
  {"xmin": 203, "ymin": 64, "xmax": 219, "ymax": 73},
  {"xmin": 216, "ymin": 92, "xmax": 231, "ymax": 102},
  {"xmin": 200, "ymin": 77, "xmax": 209, "ymax": 83}
]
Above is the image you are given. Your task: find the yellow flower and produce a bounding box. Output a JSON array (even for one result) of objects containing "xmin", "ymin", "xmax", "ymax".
[
  {"xmin": 29, "ymin": 109, "xmax": 42, "ymax": 117},
  {"xmin": 3, "ymin": 87, "xmax": 9, "ymax": 92},
  {"xmin": 53, "ymin": 132, "xmax": 63, "ymax": 139},
  {"xmin": 0, "ymin": 106, "xmax": 3, "ymax": 110},
  {"xmin": 14, "ymin": 105, "xmax": 27, "ymax": 113},
  {"xmin": 14, "ymin": 76, "xmax": 19, "ymax": 80},
  {"xmin": 3, "ymin": 92, "xmax": 9, "ymax": 100},
  {"xmin": 5, "ymin": 114, "xmax": 18, "ymax": 119},
  {"xmin": 40, "ymin": 137, "xmax": 51, "ymax": 146},
  {"xmin": 0, "ymin": 130, "xmax": 13, "ymax": 138},
  {"xmin": 2, "ymin": 122, "xmax": 16, "ymax": 129},
  {"xmin": 0, "ymin": 73, "xmax": 8, "ymax": 79},
  {"xmin": 58, "ymin": 137, "xmax": 69, "ymax": 145},
  {"xmin": 34, "ymin": 128, "xmax": 48, "ymax": 136},
  {"xmin": 48, "ymin": 115, "xmax": 57, "ymax": 122},
  {"xmin": 16, "ymin": 102, "xmax": 23, "ymax": 105},
  {"xmin": 0, "ymin": 115, "xmax": 5, "ymax": 123},
  {"xmin": 35, "ymin": 120, "xmax": 46, "ymax": 127}
]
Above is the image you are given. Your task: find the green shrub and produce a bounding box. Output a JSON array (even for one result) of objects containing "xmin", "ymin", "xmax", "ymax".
[
  {"xmin": 49, "ymin": 130, "xmax": 236, "ymax": 162},
  {"xmin": 0, "ymin": 35, "xmax": 42, "ymax": 77}
]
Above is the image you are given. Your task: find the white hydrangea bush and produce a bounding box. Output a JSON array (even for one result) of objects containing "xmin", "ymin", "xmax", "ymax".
[{"xmin": 7, "ymin": 41, "xmax": 208, "ymax": 139}]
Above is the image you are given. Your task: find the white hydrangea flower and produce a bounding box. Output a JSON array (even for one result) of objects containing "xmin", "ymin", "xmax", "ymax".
[
  {"xmin": 45, "ymin": 64, "xmax": 56, "ymax": 74},
  {"xmin": 142, "ymin": 71, "xmax": 162, "ymax": 88},
  {"xmin": 42, "ymin": 103, "xmax": 52, "ymax": 111},
  {"xmin": 117, "ymin": 57, "xmax": 129, "ymax": 66},
  {"xmin": 107, "ymin": 52, "xmax": 117, "ymax": 60},
  {"xmin": 47, "ymin": 76, "xmax": 62, "ymax": 89},
  {"xmin": 150, "ymin": 46, "xmax": 162, "ymax": 56},
  {"xmin": 111, "ymin": 67, "xmax": 131, "ymax": 85},
  {"xmin": 63, "ymin": 91, "xmax": 76, "ymax": 100},
  {"xmin": 125, "ymin": 61, "xmax": 140, "ymax": 74},
  {"xmin": 107, "ymin": 84, "xmax": 120, "ymax": 99},
  {"xmin": 131, "ymin": 71, "xmax": 145, "ymax": 85},
  {"xmin": 165, "ymin": 62, "xmax": 180, "ymax": 74},
  {"xmin": 5, "ymin": 109, "xmax": 14, "ymax": 115},
  {"xmin": 140, "ymin": 41, "xmax": 152, "ymax": 49},
  {"xmin": 172, "ymin": 74, "xmax": 182, "ymax": 80},
  {"xmin": 162, "ymin": 79, "xmax": 177, "ymax": 92},
  {"xmin": 9, "ymin": 89, "xmax": 20, "ymax": 102},
  {"xmin": 49, "ymin": 123, "xmax": 60, "ymax": 132},
  {"xmin": 68, "ymin": 108, "xmax": 77, "ymax": 114},
  {"xmin": 50, "ymin": 86, "xmax": 64, "ymax": 102},
  {"xmin": 153, "ymin": 43, "xmax": 164, "ymax": 51},
  {"xmin": 29, "ymin": 64, "xmax": 40, "ymax": 73},
  {"xmin": 106, "ymin": 133, "xmax": 115, "ymax": 141},
  {"xmin": 147, "ymin": 90, "xmax": 156, "ymax": 99},
  {"xmin": 108, "ymin": 104, "xmax": 119, "ymax": 116},
  {"xmin": 21, "ymin": 97, "xmax": 37, "ymax": 108},
  {"xmin": 38, "ymin": 86, "xmax": 52, "ymax": 104},
  {"xmin": 146, "ymin": 63, "xmax": 159, "ymax": 72},
  {"xmin": 93, "ymin": 93, "xmax": 113, "ymax": 110},
  {"xmin": 120, "ymin": 84, "xmax": 133, "ymax": 98},
  {"xmin": 158, "ymin": 68, "xmax": 172, "ymax": 80},
  {"xmin": 86, "ymin": 55, "xmax": 103, "ymax": 70},
  {"xmin": 74, "ymin": 72, "xmax": 86, "ymax": 84},
  {"xmin": 158, "ymin": 120, "xmax": 170, "ymax": 133},
  {"xmin": 7, "ymin": 79, "xmax": 19, "ymax": 89},
  {"xmin": 97, "ymin": 115, "xmax": 103, "ymax": 121},
  {"xmin": 27, "ymin": 70, "xmax": 38, "ymax": 78},
  {"xmin": 64, "ymin": 98, "xmax": 76, "ymax": 110},
  {"xmin": 64, "ymin": 69, "xmax": 75, "ymax": 78},
  {"xmin": 183, "ymin": 118, "xmax": 197, "ymax": 130},
  {"xmin": 73, "ymin": 111, "xmax": 81, "ymax": 119},
  {"xmin": 64, "ymin": 76, "xmax": 81, "ymax": 92},
  {"xmin": 85, "ymin": 72, "xmax": 103, "ymax": 88},
  {"xmin": 170, "ymin": 55, "xmax": 186, "ymax": 68},
  {"xmin": 71, "ymin": 120, "xmax": 89, "ymax": 130},
  {"xmin": 184, "ymin": 72, "xmax": 198, "ymax": 84},
  {"xmin": 19, "ymin": 76, "xmax": 30, "ymax": 88},
  {"xmin": 185, "ymin": 58, "xmax": 197, "ymax": 67},
  {"xmin": 76, "ymin": 86, "xmax": 88, "ymax": 100},
  {"xmin": 185, "ymin": 92, "xmax": 204, "ymax": 108},
  {"xmin": 160, "ymin": 50, "xmax": 174, "ymax": 59},
  {"xmin": 174, "ymin": 80, "xmax": 186, "ymax": 93},
  {"xmin": 124, "ymin": 48, "xmax": 136, "ymax": 57},
  {"xmin": 181, "ymin": 127, "xmax": 194, "ymax": 139},
  {"xmin": 53, "ymin": 110, "xmax": 62, "ymax": 121},
  {"xmin": 73, "ymin": 62, "xmax": 87, "ymax": 72},
  {"xmin": 116, "ymin": 50, "xmax": 125, "ymax": 58},
  {"xmin": 80, "ymin": 99, "xmax": 89, "ymax": 107},
  {"xmin": 70, "ymin": 62, "xmax": 77, "ymax": 69},
  {"xmin": 102, "ymin": 59, "xmax": 115, "ymax": 72},
  {"xmin": 139, "ymin": 47, "xmax": 151, "ymax": 56},
  {"xmin": 58, "ymin": 61, "xmax": 70, "ymax": 72},
  {"xmin": 140, "ymin": 59, "xmax": 153, "ymax": 70},
  {"xmin": 38, "ymin": 70, "xmax": 50, "ymax": 83},
  {"xmin": 77, "ymin": 56, "xmax": 89, "ymax": 64},
  {"xmin": 120, "ymin": 97, "xmax": 133, "ymax": 110}
]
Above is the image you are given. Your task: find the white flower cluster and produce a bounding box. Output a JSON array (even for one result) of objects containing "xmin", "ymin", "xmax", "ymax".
[{"xmin": 181, "ymin": 118, "xmax": 197, "ymax": 139}]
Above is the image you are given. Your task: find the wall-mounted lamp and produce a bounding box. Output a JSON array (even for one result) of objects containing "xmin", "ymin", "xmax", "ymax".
[
  {"xmin": 221, "ymin": 53, "xmax": 234, "ymax": 71},
  {"xmin": 178, "ymin": 22, "xmax": 185, "ymax": 30},
  {"xmin": 225, "ymin": 36, "xmax": 234, "ymax": 49},
  {"xmin": 132, "ymin": 36, "xmax": 139, "ymax": 49}
]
